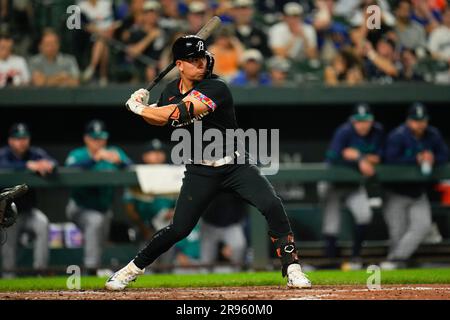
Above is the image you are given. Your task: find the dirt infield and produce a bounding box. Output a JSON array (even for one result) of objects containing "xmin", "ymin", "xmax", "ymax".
[{"xmin": 0, "ymin": 285, "xmax": 449, "ymax": 300}]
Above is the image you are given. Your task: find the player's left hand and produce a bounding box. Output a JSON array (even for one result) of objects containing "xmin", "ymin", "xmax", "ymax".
[
  {"xmin": 132, "ymin": 88, "xmax": 150, "ymax": 104},
  {"xmin": 126, "ymin": 89, "xmax": 149, "ymax": 115}
]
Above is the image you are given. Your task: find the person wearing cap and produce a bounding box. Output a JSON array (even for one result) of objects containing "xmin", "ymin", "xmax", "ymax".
[
  {"xmin": 230, "ymin": 49, "xmax": 271, "ymax": 86},
  {"xmin": 65, "ymin": 120, "xmax": 132, "ymax": 275},
  {"xmin": 0, "ymin": 123, "xmax": 55, "ymax": 277},
  {"xmin": 268, "ymin": 2, "xmax": 318, "ymax": 62},
  {"xmin": 185, "ymin": 1, "xmax": 209, "ymax": 36},
  {"xmin": 381, "ymin": 103, "xmax": 449, "ymax": 270},
  {"xmin": 321, "ymin": 103, "xmax": 384, "ymax": 270},
  {"xmin": 267, "ymin": 56, "xmax": 291, "ymax": 86},
  {"xmin": 123, "ymin": 139, "xmax": 174, "ymax": 241},
  {"xmin": 230, "ymin": 0, "xmax": 272, "ymax": 58},
  {"xmin": 0, "ymin": 33, "xmax": 30, "ymax": 88},
  {"xmin": 106, "ymin": 34, "xmax": 311, "ymax": 290}
]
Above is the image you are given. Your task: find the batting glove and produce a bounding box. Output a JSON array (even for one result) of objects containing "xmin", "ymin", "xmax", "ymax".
[
  {"xmin": 132, "ymin": 88, "xmax": 150, "ymax": 104},
  {"xmin": 126, "ymin": 97, "xmax": 146, "ymax": 115},
  {"xmin": 126, "ymin": 89, "xmax": 150, "ymax": 115}
]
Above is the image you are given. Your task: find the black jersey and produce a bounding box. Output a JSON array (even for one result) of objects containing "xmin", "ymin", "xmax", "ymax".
[{"xmin": 157, "ymin": 76, "xmax": 239, "ymax": 161}]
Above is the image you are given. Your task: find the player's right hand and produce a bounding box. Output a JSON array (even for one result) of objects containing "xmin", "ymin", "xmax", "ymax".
[{"xmin": 125, "ymin": 96, "xmax": 145, "ymax": 115}]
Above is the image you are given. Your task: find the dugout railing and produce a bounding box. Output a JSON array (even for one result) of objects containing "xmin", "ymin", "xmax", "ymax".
[{"xmin": 1, "ymin": 164, "xmax": 450, "ymax": 271}]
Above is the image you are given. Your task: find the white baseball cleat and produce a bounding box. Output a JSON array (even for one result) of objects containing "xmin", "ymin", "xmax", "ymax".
[
  {"xmin": 286, "ymin": 264, "xmax": 312, "ymax": 289},
  {"xmin": 105, "ymin": 261, "xmax": 145, "ymax": 291}
]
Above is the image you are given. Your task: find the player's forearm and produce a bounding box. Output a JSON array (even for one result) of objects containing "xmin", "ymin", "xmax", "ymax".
[{"xmin": 140, "ymin": 104, "xmax": 177, "ymax": 126}]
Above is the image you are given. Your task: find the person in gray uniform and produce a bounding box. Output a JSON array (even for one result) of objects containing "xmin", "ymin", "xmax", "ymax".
[
  {"xmin": 381, "ymin": 103, "xmax": 449, "ymax": 270},
  {"xmin": 322, "ymin": 103, "xmax": 385, "ymax": 270}
]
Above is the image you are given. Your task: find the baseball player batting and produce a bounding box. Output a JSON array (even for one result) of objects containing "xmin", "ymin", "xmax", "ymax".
[{"xmin": 105, "ymin": 35, "xmax": 311, "ymax": 290}]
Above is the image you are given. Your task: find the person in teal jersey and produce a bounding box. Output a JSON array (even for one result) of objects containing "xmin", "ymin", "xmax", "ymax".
[
  {"xmin": 65, "ymin": 119, "xmax": 132, "ymax": 275},
  {"xmin": 123, "ymin": 139, "xmax": 175, "ymax": 241},
  {"xmin": 321, "ymin": 103, "xmax": 385, "ymax": 271},
  {"xmin": 173, "ymin": 224, "xmax": 201, "ymax": 273}
]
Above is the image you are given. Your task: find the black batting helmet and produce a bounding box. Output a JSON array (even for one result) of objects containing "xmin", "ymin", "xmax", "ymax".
[{"xmin": 172, "ymin": 35, "xmax": 207, "ymax": 62}]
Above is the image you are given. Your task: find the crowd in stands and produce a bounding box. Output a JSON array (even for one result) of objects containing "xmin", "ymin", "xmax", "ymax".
[{"xmin": 0, "ymin": 0, "xmax": 449, "ymax": 88}]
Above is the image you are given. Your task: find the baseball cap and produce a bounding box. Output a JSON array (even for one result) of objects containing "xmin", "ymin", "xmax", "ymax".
[
  {"xmin": 172, "ymin": 35, "xmax": 207, "ymax": 61},
  {"xmin": 407, "ymin": 102, "xmax": 429, "ymax": 120},
  {"xmin": 9, "ymin": 123, "xmax": 31, "ymax": 138},
  {"xmin": 267, "ymin": 57, "xmax": 291, "ymax": 72},
  {"xmin": 188, "ymin": 1, "xmax": 207, "ymax": 14},
  {"xmin": 85, "ymin": 119, "xmax": 109, "ymax": 139},
  {"xmin": 241, "ymin": 49, "xmax": 263, "ymax": 64},
  {"xmin": 232, "ymin": 0, "xmax": 254, "ymax": 8},
  {"xmin": 143, "ymin": 139, "xmax": 165, "ymax": 153},
  {"xmin": 143, "ymin": 1, "xmax": 161, "ymax": 12},
  {"xmin": 350, "ymin": 103, "xmax": 374, "ymax": 121},
  {"xmin": 283, "ymin": 2, "xmax": 304, "ymax": 16}
]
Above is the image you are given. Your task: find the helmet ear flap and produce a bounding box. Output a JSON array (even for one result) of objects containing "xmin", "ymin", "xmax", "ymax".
[{"xmin": 205, "ymin": 51, "xmax": 215, "ymax": 79}]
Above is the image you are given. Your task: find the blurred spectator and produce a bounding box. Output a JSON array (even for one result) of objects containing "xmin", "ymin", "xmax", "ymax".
[
  {"xmin": 0, "ymin": 0, "xmax": 33, "ymax": 56},
  {"xmin": 29, "ymin": 29, "xmax": 80, "ymax": 87},
  {"xmin": 324, "ymin": 48, "xmax": 364, "ymax": 85},
  {"xmin": 230, "ymin": 49, "xmax": 271, "ymax": 86},
  {"xmin": 185, "ymin": 1, "xmax": 210, "ymax": 36},
  {"xmin": 322, "ymin": 103, "xmax": 384, "ymax": 270},
  {"xmin": 399, "ymin": 48, "xmax": 424, "ymax": 81},
  {"xmin": 0, "ymin": 123, "xmax": 55, "ymax": 277},
  {"xmin": 65, "ymin": 120, "xmax": 132, "ymax": 275},
  {"xmin": 0, "ymin": 32, "xmax": 29, "ymax": 88},
  {"xmin": 381, "ymin": 103, "xmax": 449, "ymax": 270},
  {"xmin": 312, "ymin": 0, "xmax": 351, "ymax": 63},
  {"xmin": 200, "ymin": 192, "xmax": 248, "ymax": 272},
  {"xmin": 115, "ymin": 0, "xmax": 145, "ymax": 44},
  {"xmin": 428, "ymin": 6, "xmax": 450, "ymax": 64},
  {"xmin": 79, "ymin": 0, "xmax": 121, "ymax": 86},
  {"xmin": 410, "ymin": 0, "xmax": 442, "ymax": 34},
  {"xmin": 125, "ymin": 1, "xmax": 166, "ymax": 82},
  {"xmin": 268, "ymin": 2, "xmax": 318, "ymax": 62},
  {"xmin": 208, "ymin": 26, "xmax": 244, "ymax": 81},
  {"xmin": 230, "ymin": 0, "xmax": 272, "ymax": 58},
  {"xmin": 267, "ymin": 56, "xmax": 291, "ymax": 86},
  {"xmin": 363, "ymin": 36, "xmax": 401, "ymax": 83},
  {"xmin": 335, "ymin": 0, "xmax": 395, "ymax": 28},
  {"xmin": 394, "ymin": 0, "xmax": 427, "ymax": 50},
  {"xmin": 349, "ymin": 0, "xmax": 395, "ymax": 59},
  {"xmin": 123, "ymin": 139, "xmax": 174, "ymax": 242},
  {"xmin": 158, "ymin": 30, "xmax": 188, "ymax": 83},
  {"xmin": 159, "ymin": 0, "xmax": 183, "ymax": 33}
]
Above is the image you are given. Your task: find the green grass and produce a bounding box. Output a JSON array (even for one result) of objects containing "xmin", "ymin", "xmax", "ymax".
[{"xmin": 0, "ymin": 269, "xmax": 450, "ymax": 291}]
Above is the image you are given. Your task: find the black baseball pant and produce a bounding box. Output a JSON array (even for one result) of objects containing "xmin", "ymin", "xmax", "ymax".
[{"xmin": 133, "ymin": 163, "xmax": 292, "ymax": 269}]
